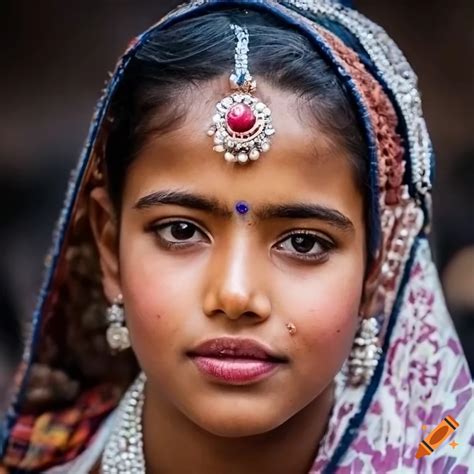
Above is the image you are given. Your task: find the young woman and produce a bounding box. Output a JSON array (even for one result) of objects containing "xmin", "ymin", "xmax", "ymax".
[{"xmin": 1, "ymin": 1, "xmax": 472, "ymax": 472}]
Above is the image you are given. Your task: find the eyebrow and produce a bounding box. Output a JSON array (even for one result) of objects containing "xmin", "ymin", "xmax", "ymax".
[{"xmin": 134, "ymin": 190, "xmax": 354, "ymax": 231}]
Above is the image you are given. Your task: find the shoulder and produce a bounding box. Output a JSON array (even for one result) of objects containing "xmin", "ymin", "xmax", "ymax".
[{"xmin": 44, "ymin": 409, "xmax": 118, "ymax": 474}]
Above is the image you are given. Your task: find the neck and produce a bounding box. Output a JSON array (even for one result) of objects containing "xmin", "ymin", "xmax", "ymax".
[{"xmin": 142, "ymin": 381, "xmax": 335, "ymax": 474}]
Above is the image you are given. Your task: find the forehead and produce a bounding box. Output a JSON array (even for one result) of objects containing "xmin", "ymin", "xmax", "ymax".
[{"xmin": 123, "ymin": 79, "xmax": 362, "ymax": 213}]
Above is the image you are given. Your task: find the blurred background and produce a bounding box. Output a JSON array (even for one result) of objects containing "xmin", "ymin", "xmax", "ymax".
[{"xmin": 1, "ymin": 0, "xmax": 473, "ymax": 377}]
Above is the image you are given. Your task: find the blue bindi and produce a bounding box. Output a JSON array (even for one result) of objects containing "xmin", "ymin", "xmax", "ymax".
[{"xmin": 235, "ymin": 201, "xmax": 250, "ymax": 215}]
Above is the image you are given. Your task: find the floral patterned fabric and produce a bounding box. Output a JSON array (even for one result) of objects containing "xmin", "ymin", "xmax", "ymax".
[{"xmin": 313, "ymin": 239, "xmax": 473, "ymax": 472}]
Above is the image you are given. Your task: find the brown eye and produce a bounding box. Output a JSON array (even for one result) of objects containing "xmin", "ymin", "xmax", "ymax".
[
  {"xmin": 275, "ymin": 231, "xmax": 335, "ymax": 262},
  {"xmin": 279, "ymin": 234, "xmax": 322, "ymax": 255},
  {"xmin": 291, "ymin": 235, "xmax": 316, "ymax": 253},
  {"xmin": 151, "ymin": 220, "xmax": 207, "ymax": 247},
  {"xmin": 169, "ymin": 222, "xmax": 196, "ymax": 240}
]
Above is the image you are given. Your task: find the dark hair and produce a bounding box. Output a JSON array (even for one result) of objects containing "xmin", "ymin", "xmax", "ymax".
[{"xmin": 105, "ymin": 8, "xmax": 367, "ymax": 210}]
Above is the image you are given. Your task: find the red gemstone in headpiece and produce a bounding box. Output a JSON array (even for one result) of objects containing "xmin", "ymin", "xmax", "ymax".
[{"xmin": 226, "ymin": 103, "xmax": 256, "ymax": 133}]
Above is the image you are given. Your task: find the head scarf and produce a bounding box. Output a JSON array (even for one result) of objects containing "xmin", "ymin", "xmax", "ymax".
[{"xmin": 1, "ymin": 1, "xmax": 472, "ymax": 472}]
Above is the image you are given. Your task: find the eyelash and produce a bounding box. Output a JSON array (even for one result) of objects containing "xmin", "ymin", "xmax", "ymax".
[{"xmin": 147, "ymin": 220, "xmax": 336, "ymax": 262}]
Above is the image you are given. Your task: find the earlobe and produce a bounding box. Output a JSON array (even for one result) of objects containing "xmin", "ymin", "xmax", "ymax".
[
  {"xmin": 359, "ymin": 247, "xmax": 385, "ymax": 318},
  {"xmin": 89, "ymin": 187, "xmax": 122, "ymax": 303}
]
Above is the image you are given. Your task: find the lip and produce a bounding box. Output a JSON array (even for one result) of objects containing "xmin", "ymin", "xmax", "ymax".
[{"xmin": 187, "ymin": 337, "xmax": 288, "ymax": 385}]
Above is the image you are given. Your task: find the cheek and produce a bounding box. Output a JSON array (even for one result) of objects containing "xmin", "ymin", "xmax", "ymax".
[
  {"xmin": 277, "ymin": 260, "xmax": 364, "ymax": 370},
  {"xmin": 301, "ymin": 282, "xmax": 360, "ymax": 355},
  {"xmin": 117, "ymin": 231, "xmax": 198, "ymax": 356}
]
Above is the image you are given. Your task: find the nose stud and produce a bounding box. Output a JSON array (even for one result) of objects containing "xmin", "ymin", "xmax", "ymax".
[{"xmin": 286, "ymin": 322, "xmax": 297, "ymax": 336}]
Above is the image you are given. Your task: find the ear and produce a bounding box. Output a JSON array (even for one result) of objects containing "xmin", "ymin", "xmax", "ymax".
[
  {"xmin": 359, "ymin": 247, "xmax": 385, "ymax": 318},
  {"xmin": 89, "ymin": 187, "xmax": 122, "ymax": 304}
]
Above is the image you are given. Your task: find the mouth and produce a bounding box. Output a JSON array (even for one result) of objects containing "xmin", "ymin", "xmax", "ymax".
[{"xmin": 187, "ymin": 337, "xmax": 288, "ymax": 385}]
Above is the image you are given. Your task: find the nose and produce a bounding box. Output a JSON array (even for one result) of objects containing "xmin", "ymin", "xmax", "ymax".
[{"xmin": 202, "ymin": 237, "xmax": 271, "ymax": 322}]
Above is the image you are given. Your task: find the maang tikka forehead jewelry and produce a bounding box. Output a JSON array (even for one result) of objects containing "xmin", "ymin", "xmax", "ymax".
[{"xmin": 207, "ymin": 24, "xmax": 276, "ymax": 164}]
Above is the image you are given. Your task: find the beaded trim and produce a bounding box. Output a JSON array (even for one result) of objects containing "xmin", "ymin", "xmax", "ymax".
[
  {"xmin": 101, "ymin": 373, "xmax": 147, "ymax": 473},
  {"xmin": 230, "ymin": 24, "xmax": 253, "ymax": 87},
  {"xmin": 282, "ymin": 0, "xmax": 433, "ymax": 201},
  {"xmin": 313, "ymin": 24, "xmax": 405, "ymax": 206}
]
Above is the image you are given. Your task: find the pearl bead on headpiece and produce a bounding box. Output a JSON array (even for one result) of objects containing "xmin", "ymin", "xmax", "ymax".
[{"xmin": 207, "ymin": 24, "xmax": 275, "ymax": 164}]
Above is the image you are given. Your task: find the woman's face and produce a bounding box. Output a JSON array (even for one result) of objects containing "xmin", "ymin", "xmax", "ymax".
[{"xmin": 97, "ymin": 78, "xmax": 366, "ymax": 437}]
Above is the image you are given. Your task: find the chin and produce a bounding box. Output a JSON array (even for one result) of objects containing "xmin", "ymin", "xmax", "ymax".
[
  {"xmin": 185, "ymin": 399, "xmax": 290, "ymax": 438},
  {"xmin": 197, "ymin": 415, "xmax": 284, "ymax": 438}
]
